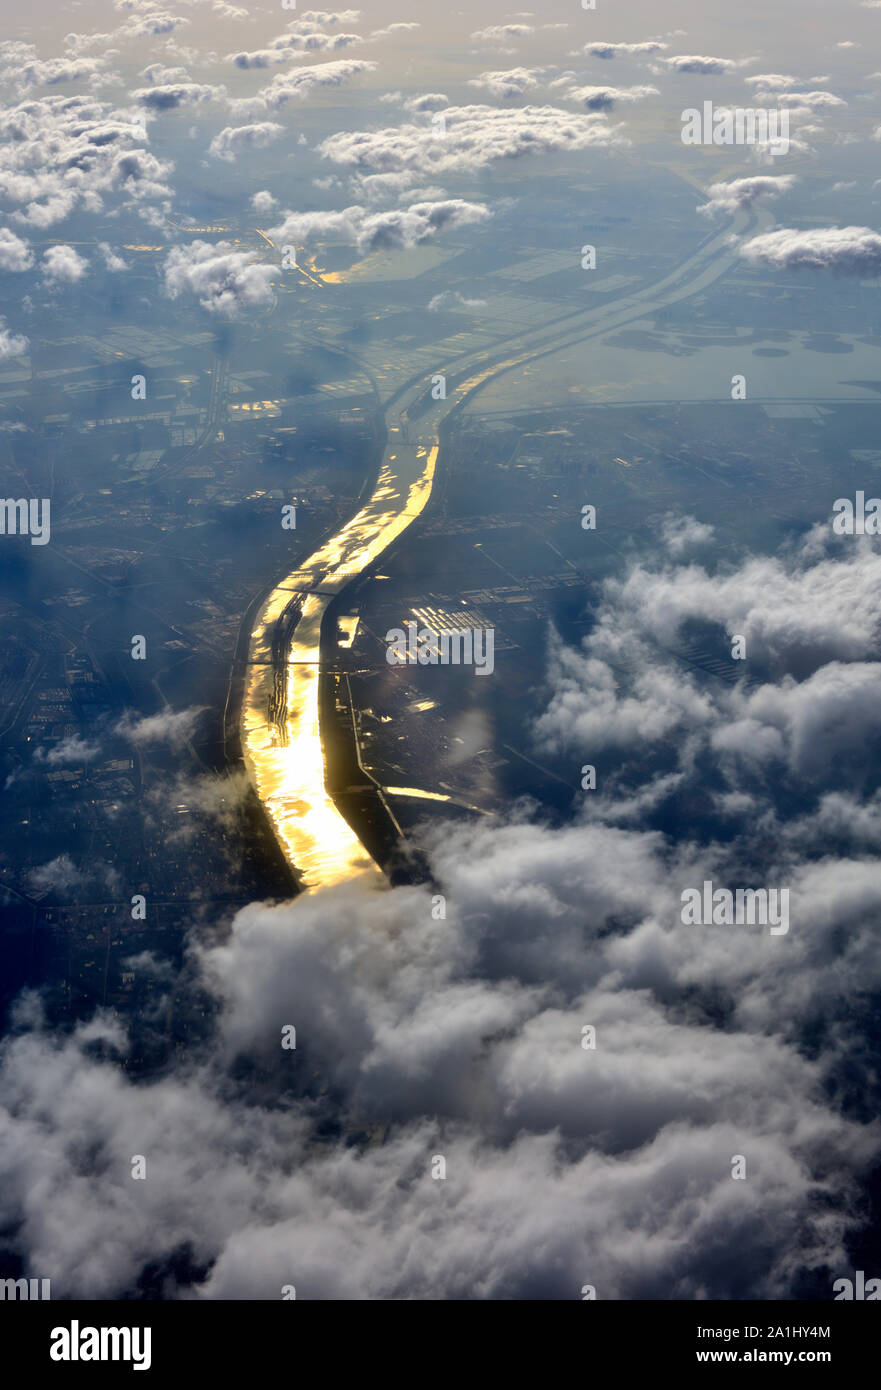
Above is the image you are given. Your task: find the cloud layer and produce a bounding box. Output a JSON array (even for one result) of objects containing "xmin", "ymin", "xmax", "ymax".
[{"xmin": 2, "ymin": 532, "xmax": 881, "ymax": 1298}]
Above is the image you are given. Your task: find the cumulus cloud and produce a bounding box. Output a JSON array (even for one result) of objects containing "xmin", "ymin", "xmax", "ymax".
[
  {"xmin": 355, "ymin": 200, "xmax": 491, "ymax": 251},
  {"xmin": 0, "ymin": 320, "xmax": 29, "ymax": 359},
  {"xmin": 235, "ymin": 57, "xmax": 376, "ymax": 110},
  {"xmin": 208, "ymin": 122, "xmax": 284, "ymax": 161},
  {"xmin": 568, "ymin": 84, "xmax": 659, "ymax": 111},
  {"xmin": 64, "ymin": 7, "xmax": 192, "ymax": 53},
  {"xmin": 210, "ymin": 1, "xmax": 248, "ymax": 18},
  {"xmin": 251, "ymin": 189, "xmax": 277, "ymax": 213},
  {"xmin": 536, "ymin": 533, "xmax": 881, "ymax": 767},
  {"xmin": 0, "ymin": 227, "xmax": 34, "ymax": 271},
  {"xmin": 318, "ymin": 105, "xmax": 622, "ymax": 178},
  {"xmin": 427, "ymin": 289, "xmax": 487, "ymax": 311},
  {"xmin": 36, "ymin": 734, "xmax": 101, "ymax": 766},
  {"xmin": 467, "ymin": 69, "xmax": 543, "ymax": 100},
  {"xmin": 351, "ymin": 170, "xmax": 424, "ymax": 200},
  {"xmin": 582, "ymin": 41, "xmax": 668, "ymax": 59},
  {"xmin": 369, "ymin": 22, "xmax": 420, "ymax": 41},
  {"xmin": 42, "ymin": 245, "xmax": 88, "ymax": 283},
  {"xmin": 697, "ymin": 175, "xmax": 796, "ymax": 218},
  {"xmin": 224, "ymin": 50, "xmax": 292, "ymax": 70},
  {"xmin": 27, "ymin": 855, "xmax": 120, "ymax": 898},
  {"xmin": 1, "ymin": 55, "xmax": 113, "ymax": 93},
  {"xmin": 663, "ymin": 55, "xmax": 745, "ymax": 75},
  {"xmin": 292, "ymin": 9, "xmax": 361, "ymax": 26},
  {"xmin": 268, "ymin": 198, "xmax": 491, "ymax": 254},
  {"xmin": 660, "ymin": 514, "xmax": 715, "ymax": 556},
  {"xmin": 27, "ymin": 855, "xmax": 85, "ymax": 895},
  {"xmin": 271, "ymin": 28, "xmax": 362, "ymax": 52},
  {"xmin": 744, "ymin": 73, "xmax": 802, "ymax": 91},
  {"xmin": 162, "ymin": 241, "xmax": 277, "ymax": 314},
  {"xmin": 471, "ymin": 24, "xmax": 533, "ymax": 44},
  {"xmin": 131, "ymin": 82, "xmax": 226, "ymax": 110},
  {"xmin": 228, "ymin": 30, "xmax": 363, "ymax": 67},
  {"xmin": 138, "ymin": 63, "xmax": 190, "ymax": 84},
  {"xmin": 142, "ymin": 768, "xmax": 254, "ymax": 848},
  {"xmin": 122, "ymin": 10, "xmax": 190, "ymax": 37},
  {"xmin": 98, "ymin": 241, "xmax": 129, "ymax": 271},
  {"xmin": 0, "ymin": 40, "xmax": 36, "ymax": 65},
  {"xmin": 766, "ymin": 90, "xmax": 847, "ymax": 111},
  {"xmin": 738, "ymin": 225, "xmax": 881, "ymax": 276},
  {"xmin": 115, "ymin": 705, "xmax": 206, "ymax": 746},
  {"xmin": 403, "ymin": 92, "xmax": 449, "ymax": 113},
  {"xmin": 0, "ymin": 95, "xmax": 174, "ymax": 229}
]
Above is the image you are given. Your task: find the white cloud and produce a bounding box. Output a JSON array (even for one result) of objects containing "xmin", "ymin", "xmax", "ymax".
[
  {"xmin": 138, "ymin": 63, "xmax": 190, "ymax": 84},
  {"xmin": 237, "ymin": 58, "xmax": 377, "ymax": 110},
  {"xmin": 27, "ymin": 855, "xmax": 85, "ymax": 894},
  {"xmin": 369, "ymin": 23, "xmax": 419, "ymax": 41},
  {"xmin": 292, "ymin": 10, "xmax": 361, "ymax": 26},
  {"xmin": 42, "ymin": 244, "xmax": 88, "ymax": 283},
  {"xmin": 568, "ymin": 84, "xmax": 659, "ymax": 110},
  {"xmin": 403, "ymin": 92, "xmax": 449, "ymax": 113},
  {"xmin": 664, "ymin": 55, "xmax": 745, "ymax": 75},
  {"xmin": 744, "ymin": 73, "xmax": 799, "ymax": 91},
  {"xmin": 582, "ymin": 41, "xmax": 668, "ymax": 59},
  {"xmin": 1, "ymin": 800, "xmax": 879, "ymax": 1297},
  {"xmin": 660, "ymin": 514, "xmax": 715, "ymax": 555},
  {"xmin": 428, "ymin": 290, "xmax": 487, "ymax": 311},
  {"xmin": 211, "ymin": 0, "xmax": 248, "ymax": 17},
  {"xmin": 123, "ymin": 10, "xmax": 190, "ymax": 37},
  {"xmin": 0, "ymin": 319, "xmax": 29, "ymax": 358},
  {"xmin": 471, "ymin": 24, "xmax": 534, "ymax": 44},
  {"xmin": 0, "ymin": 227, "xmax": 34, "ymax": 271},
  {"xmin": 162, "ymin": 242, "xmax": 275, "ymax": 315},
  {"xmin": 268, "ymin": 198, "xmax": 491, "ymax": 254},
  {"xmin": 467, "ymin": 69, "xmax": 543, "ymax": 100},
  {"xmin": 229, "ymin": 29, "xmax": 363, "ymax": 66},
  {"xmin": 37, "ymin": 735, "xmax": 101, "ymax": 766},
  {"xmin": 131, "ymin": 82, "xmax": 226, "ymax": 110},
  {"xmin": 739, "ymin": 225, "xmax": 881, "ymax": 276},
  {"xmin": 768, "ymin": 90, "xmax": 847, "ymax": 110},
  {"xmin": 536, "ymin": 535, "xmax": 881, "ymax": 764},
  {"xmin": 208, "ymin": 122, "xmax": 284, "ymax": 161},
  {"xmin": 697, "ymin": 175, "xmax": 796, "ymax": 218},
  {"xmin": 251, "ymin": 189, "xmax": 277, "ymax": 213},
  {"xmin": 318, "ymin": 105, "xmax": 622, "ymax": 178},
  {"xmin": 0, "ymin": 95, "xmax": 173, "ymax": 230},
  {"xmin": 98, "ymin": 241, "xmax": 129, "ymax": 271},
  {"xmin": 116, "ymin": 706, "xmax": 205, "ymax": 747},
  {"xmin": 1, "ymin": 55, "xmax": 113, "ymax": 92}
]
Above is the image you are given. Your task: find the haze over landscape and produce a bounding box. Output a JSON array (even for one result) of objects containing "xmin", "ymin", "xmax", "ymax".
[{"xmin": 1, "ymin": 0, "xmax": 880, "ymax": 1305}]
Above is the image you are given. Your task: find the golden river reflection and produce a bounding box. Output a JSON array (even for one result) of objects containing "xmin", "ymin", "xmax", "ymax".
[{"xmin": 241, "ymin": 444, "xmax": 437, "ymax": 889}]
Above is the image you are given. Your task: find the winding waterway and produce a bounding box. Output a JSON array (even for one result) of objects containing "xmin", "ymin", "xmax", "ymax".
[{"xmin": 241, "ymin": 203, "xmax": 769, "ymax": 891}]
